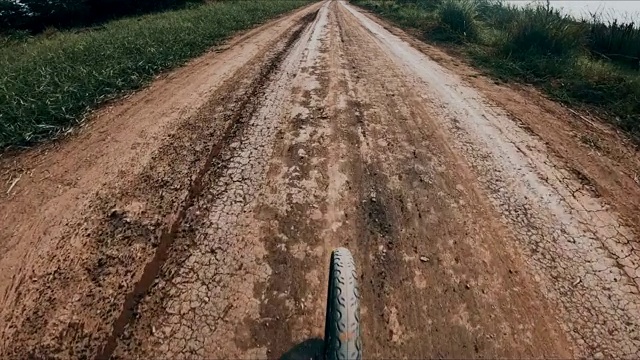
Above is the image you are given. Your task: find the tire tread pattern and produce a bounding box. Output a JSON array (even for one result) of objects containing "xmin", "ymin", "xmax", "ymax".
[{"xmin": 324, "ymin": 247, "xmax": 362, "ymax": 360}]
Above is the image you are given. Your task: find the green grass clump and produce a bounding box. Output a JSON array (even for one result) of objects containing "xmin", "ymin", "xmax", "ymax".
[
  {"xmin": 476, "ymin": 1, "xmax": 519, "ymax": 29},
  {"xmin": 436, "ymin": 0, "xmax": 479, "ymax": 41},
  {"xmin": 588, "ymin": 19, "xmax": 640, "ymax": 69},
  {"xmin": 502, "ymin": 5, "xmax": 585, "ymax": 58},
  {"xmin": 0, "ymin": 0, "xmax": 310, "ymax": 148}
]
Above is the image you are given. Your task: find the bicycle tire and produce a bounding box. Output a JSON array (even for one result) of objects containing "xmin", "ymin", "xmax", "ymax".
[{"xmin": 324, "ymin": 247, "xmax": 362, "ymax": 360}]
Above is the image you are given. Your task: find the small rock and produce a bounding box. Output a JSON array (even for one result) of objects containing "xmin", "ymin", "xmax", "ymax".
[
  {"xmin": 465, "ymin": 283, "xmax": 471, "ymax": 290},
  {"xmin": 419, "ymin": 256, "xmax": 429, "ymax": 262},
  {"xmin": 593, "ymin": 352, "xmax": 604, "ymax": 360}
]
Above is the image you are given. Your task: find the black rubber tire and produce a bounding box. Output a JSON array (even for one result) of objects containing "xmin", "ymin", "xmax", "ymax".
[{"xmin": 324, "ymin": 247, "xmax": 362, "ymax": 360}]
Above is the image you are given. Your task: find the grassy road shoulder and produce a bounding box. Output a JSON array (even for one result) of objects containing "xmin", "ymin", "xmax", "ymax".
[
  {"xmin": 352, "ymin": 0, "xmax": 640, "ymax": 142},
  {"xmin": 0, "ymin": 0, "xmax": 312, "ymax": 148}
]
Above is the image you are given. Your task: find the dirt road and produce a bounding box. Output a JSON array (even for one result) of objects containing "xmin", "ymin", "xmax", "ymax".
[{"xmin": 2, "ymin": 1, "xmax": 640, "ymax": 358}]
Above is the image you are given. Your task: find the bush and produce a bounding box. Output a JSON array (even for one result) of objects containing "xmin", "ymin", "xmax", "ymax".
[
  {"xmin": 588, "ymin": 19, "xmax": 640, "ymax": 70},
  {"xmin": 436, "ymin": 0, "xmax": 479, "ymax": 41},
  {"xmin": 502, "ymin": 4, "xmax": 585, "ymax": 58}
]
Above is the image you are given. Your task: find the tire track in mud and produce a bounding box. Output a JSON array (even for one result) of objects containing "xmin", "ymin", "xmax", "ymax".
[
  {"xmin": 248, "ymin": 95, "xmax": 330, "ymax": 356},
  {"xmin": 97, "ymin": 11, "xmax": 319, "ymax": 360},
  {"xmin": 110, "ymin": 7, "xmax": 324, "ymax": 359},
  {"xmin": 247, "ymin": 5, "xmax": 377, "ymax": 356},
  {"xmin": 246, "ymin": 5, "xmax": 335, "ymax": 356}
]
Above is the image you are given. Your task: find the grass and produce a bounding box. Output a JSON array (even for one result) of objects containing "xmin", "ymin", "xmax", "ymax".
[
  {"xmin": 588, "ymin": 18, "xmax": 640, "ymax": 69},
  {"xmin": 0, "ymin": 0, "xmax": 312, "ymax": 148},
  {"xmin": 500, "ymin": 5, "xmax": 585, "ymax": 58},
  {"xmin": 435, "ymin": 0, "xmax": 479, "ymax": 41},
  {"xmin": 352, "ymin": 0, "xmax": 640, "ymax": 142}
]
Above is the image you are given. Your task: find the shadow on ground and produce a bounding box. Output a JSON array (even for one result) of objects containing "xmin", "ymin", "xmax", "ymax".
[{"xmin": 280, "ymin": 338, "xmax": 324, "ymax": 360}]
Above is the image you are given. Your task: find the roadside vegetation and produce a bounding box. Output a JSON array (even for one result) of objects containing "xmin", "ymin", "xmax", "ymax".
[
  {"xmin": 0, "ymin": 0, "xmax": 311, "ymax": 148},
  {"xmin": 352, "ymin": 0, "xmax": 640, "ymax": 142},
  {"xmin": 1, "ymin": 0, "xmax": 198, "ymax": 34}
]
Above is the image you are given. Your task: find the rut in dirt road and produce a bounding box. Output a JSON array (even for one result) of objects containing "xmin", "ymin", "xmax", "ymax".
[
  {"xmin": 96, "ymin": 11, "xmax": 321, "ymax": 360},
  {"xmin": 1, "ymin": 0, "xmax": 640, "ymax": 359}
]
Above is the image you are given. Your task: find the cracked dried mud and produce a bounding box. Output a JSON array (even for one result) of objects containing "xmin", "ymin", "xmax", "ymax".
[{"xmin": 2, "ymin": 1, "xmax": 640, "ymax": 359}]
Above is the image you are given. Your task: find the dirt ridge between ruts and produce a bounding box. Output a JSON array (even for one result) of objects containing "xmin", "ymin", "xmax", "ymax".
[{"xmin": 95, "ymin": 10, "xmax": 319, "ymax": 360}]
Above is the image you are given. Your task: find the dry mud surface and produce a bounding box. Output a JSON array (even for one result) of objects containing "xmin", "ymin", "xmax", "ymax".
[{"xmin": 2, "ymin": 1, "xmax": 640, "ymax": 358}]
